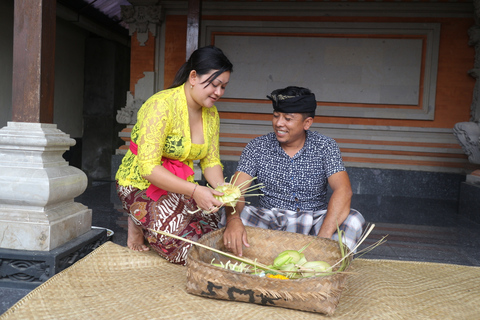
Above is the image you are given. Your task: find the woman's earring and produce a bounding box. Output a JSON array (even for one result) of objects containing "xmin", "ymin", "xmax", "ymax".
[{"xmin": 190, "ymin": 85, "xmax": 193, "ymax": 89}]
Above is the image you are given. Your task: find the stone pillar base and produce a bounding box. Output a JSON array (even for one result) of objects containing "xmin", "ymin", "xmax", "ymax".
[
  {"xmin": 0, "ymin": 122, "xmax": 91, "ymax": 251},
  {"xmin": 0, "ymin": 202, "xmax": 92, "ymax": 251}
]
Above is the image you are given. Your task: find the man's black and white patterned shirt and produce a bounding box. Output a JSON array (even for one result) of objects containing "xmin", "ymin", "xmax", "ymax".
[{"xmin": 237, "ymin": 130, "xmax": 345, "ymax": 212}]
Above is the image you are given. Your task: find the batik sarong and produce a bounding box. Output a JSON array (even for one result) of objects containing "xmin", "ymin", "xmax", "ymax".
[{"xmin": 117, "ymin": 182, "xmax": 220, "ymax": 265}]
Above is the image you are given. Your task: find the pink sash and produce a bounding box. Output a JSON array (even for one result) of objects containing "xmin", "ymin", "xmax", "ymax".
[{"xmin": 130, "ymin": 141, "xmax": 194, "ymax": 201}]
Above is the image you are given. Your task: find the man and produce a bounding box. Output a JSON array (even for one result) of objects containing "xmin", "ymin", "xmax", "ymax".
[{"xmin": 220, "ymin": 86, "xmax": 365, "ymax": 257}]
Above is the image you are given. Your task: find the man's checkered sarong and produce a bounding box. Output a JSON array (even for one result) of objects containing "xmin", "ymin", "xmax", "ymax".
[{"xmin": 219, "ymin": 206, "xmax": 365, "ymax": 252}]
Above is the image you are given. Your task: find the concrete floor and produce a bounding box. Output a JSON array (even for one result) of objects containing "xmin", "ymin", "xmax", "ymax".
[{"xmin": 1, "ymin": 181, "xmax": 480, "ymax": 315}]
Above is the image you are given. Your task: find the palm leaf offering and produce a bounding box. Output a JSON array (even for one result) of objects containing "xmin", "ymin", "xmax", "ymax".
[
  {"xmin": 213, "ymin": 176, "xmax": 264, "ymax": 212},
  {"xmin": 188, "ymin": 175, "xmax": 264, "ymax": 215}
]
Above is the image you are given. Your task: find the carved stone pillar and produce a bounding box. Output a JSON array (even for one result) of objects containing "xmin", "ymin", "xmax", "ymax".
[
  {"xmin": 117, "ymin": 1, "xmax": 162, "ymax": 144},
  {"xmin": 110, "ymin": 3, "xmax": 165, "ymax": 210},
  {"xmin": 121, "ymin": 1, "xmax": 162, "ymax": 46},
  {"xmin": 467, "ymin": 0, "xmax": 480, "ymax": 123},
  {"xmin": 113, "ymin": 2, "xmax": 202, "ymax": 185},
  {"xmin": 453, "ymin": 0, "xmax": 480, "ymax": 165}
]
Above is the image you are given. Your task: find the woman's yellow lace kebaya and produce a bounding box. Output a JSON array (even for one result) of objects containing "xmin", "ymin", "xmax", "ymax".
[{"xmin": 116, "ymin": 84, "xmax": 222, "ymax": 190}]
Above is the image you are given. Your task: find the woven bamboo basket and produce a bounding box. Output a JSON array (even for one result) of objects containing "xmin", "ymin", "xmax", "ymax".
[{"xmin": 185, "ymin": 226, "xmax": 352, "ymax": 316}]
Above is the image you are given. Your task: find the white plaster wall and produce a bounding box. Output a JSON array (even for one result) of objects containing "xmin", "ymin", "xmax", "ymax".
[{"xmin": 0, "ymin": 0, "xmax": 88, "ymax": 138}]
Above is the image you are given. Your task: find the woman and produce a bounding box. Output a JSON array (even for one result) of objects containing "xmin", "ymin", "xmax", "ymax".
[{"xmin": 115, "ymin": 45, "xmax": 233, "ymax": 265}]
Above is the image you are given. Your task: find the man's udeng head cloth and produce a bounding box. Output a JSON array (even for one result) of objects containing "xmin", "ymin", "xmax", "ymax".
[{"xmin": 267, "ymin": 86, "xmax": 317, "ymax": 114}]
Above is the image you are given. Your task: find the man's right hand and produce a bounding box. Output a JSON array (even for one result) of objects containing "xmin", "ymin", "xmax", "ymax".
[{"xmin": 223, "ymin": 217, "xmax": 249, "ymax": 257}]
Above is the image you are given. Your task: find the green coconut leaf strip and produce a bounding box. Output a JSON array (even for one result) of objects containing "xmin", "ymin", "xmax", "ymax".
[
  {"xmin": 298, "ymin": 240, "xmax": 313, "ymax": 253},
  {"xmin": 336, "ymin": 227, "xmax": 348, "ymax": 272},
  {"xmin": 330, "ymin": 223, "xmax": 382, "ymax": 271},
  {"xmin": 353, "ymin": 235, "xmax": 388, "ymax": 259}
]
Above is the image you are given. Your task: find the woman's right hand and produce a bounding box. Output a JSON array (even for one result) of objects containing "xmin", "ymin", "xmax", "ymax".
[{"xmin": 192, "ymin": 185, "xmax": 224, "ymax": 213}]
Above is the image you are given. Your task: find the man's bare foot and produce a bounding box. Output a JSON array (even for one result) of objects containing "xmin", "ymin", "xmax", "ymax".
[{"xmin": 127, "ymin": 216, "xmax": 149, "ymax": 251}]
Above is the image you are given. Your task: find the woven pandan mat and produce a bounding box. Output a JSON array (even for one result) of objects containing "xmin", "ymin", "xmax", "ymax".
[{"xmin": 2, "ymin": 240, "xmax": 480, "ymax": 319}]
